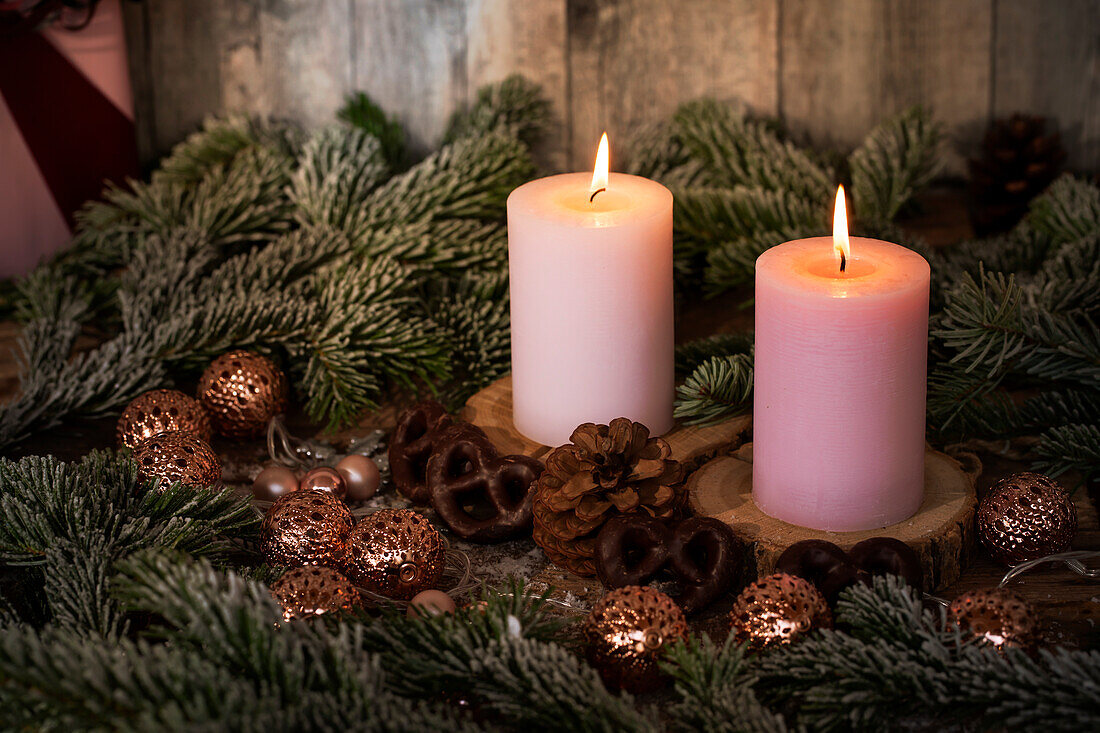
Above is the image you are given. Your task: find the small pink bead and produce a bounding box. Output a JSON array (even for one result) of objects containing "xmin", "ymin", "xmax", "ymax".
[
  {"xmin": 252, "ymin": 465, "xmax": 299, "ymax": 501},
  {"xmin": 407, "ymin": 589, "xmax": 456, "ymax": 618},
  {"xmin": 336, "ymin": 454, "xmax": 381, "ymax": 501},
  {"xmin": 300, "ymin": 466, "xmax": 347, "ymax": 500}
]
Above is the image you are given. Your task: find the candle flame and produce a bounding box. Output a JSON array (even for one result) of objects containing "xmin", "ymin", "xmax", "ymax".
[
  {"xmin": 590, "ymin": 132, "xmax": 609, "ymax": 201},
  {"xmin": 833, "ymin": 184, "xmax": 850, "ymax": 271}
]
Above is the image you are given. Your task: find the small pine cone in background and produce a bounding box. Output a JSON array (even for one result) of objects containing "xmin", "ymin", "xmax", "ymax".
[
  {"xmin": 969, "ymin": 113, "xmax": 1065, "ymax": 235},
  {"xmin": 533, "ymin": 418, "xmax": 684, "ymax": 576}
]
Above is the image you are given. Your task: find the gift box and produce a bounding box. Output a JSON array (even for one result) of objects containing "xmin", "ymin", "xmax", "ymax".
[{"xmin": 0, "ymin": 0, "xmax": 137, "ymax": 277}]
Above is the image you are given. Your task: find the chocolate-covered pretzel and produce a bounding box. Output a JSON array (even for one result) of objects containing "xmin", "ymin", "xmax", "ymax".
[
  {"xmin": 595, "ymin": 515, "xmax": 671, "ymax": 588},
  {"xmin": 668, "ymin": 517, "xmax": 742, "ymax": 613},
  {"xmin": 426, "ymin": 424, "xmax": 543, "ymax": 543},
  {"xmin": 389, "ymin": 400, "xmax": 453, "ymax": 503},
  {"xmin": 594, "ymin": 514, "xmax": 742, "ymax": 614},
  {"xmin": 849, "ymin": 537, "xmax": 923, "ymax": 594},
  {"xmin": 775, "ymin": 537, "xmax": 924, "ymax": 604},
  {"xmin": 774, "ymin": 539, "xmax": 861, "ymax": 605}
]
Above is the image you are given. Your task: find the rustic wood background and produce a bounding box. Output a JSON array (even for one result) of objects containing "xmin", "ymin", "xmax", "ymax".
[{"xmin": 122, "ymin": 0, "xmax": 1099, "ymax": 175}]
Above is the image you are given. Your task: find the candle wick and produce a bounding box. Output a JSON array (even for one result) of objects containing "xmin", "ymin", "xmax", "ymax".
[
  {"xmin": 839, "ymin": 252, "xmax": 847, "ymax": 273},
  {"xmin": 589, "ymin": 187, "xmax": 606, "ymax": 203}
]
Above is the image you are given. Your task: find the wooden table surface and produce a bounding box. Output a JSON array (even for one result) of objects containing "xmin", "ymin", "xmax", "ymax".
[{"xmin": 1, "ymin": 186, "xmax": 1097, "ymax": 648}]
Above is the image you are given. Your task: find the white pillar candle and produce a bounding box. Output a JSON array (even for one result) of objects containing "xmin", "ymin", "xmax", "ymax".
[{"xmin": 507, "ymin": 137, "xmax": 674, "ymax": 447}]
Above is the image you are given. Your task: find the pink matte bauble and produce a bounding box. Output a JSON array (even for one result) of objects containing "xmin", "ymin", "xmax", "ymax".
[
  {"xmin": 336, "ymin": 454, "xmax": 382, "ymax": 501},
  {"xmin": 300, "ymin": 466, "xmax": 347, "ymax": 500},
  {"xmin": 252, "ymin": 465, "xmax": 300, "ymax": 502},
  {"xmin": 407, "ymin": 589, "xmax": 456, "ymax": 618}
]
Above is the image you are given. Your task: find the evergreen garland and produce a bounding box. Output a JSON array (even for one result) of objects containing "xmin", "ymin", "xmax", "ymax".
[
  {"xmin": 1, "ymin": 450, "xmax": 1095, "ymax": 731},
  {"xmin": 625, "ymin": 101, "xmax": 937, "ymax": 290},
  {"xmin": 0, "ymin": 77, "xmax": 544, "ymax": 449}
]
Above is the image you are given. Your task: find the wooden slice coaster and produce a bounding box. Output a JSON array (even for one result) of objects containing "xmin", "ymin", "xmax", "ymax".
[
  {"xmin": 688, "ymin": 443, "xmax": 981, "ymax": 591},
  {"xmin": 462, "ymin": 375, "xmax": 752, "ymax": 473}
]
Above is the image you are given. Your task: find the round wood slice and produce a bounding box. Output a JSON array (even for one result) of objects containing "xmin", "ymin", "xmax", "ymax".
[
  {"xmin": 462, "ymin": 375, "xmax": 751, "ymax": 472},
  {"xmin": 688, "ymin": 443, "xmax": 980, "ymax": 591}
]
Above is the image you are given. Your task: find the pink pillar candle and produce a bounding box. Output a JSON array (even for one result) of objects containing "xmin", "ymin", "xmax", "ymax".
[
  {"xmin": 507, "ymin": 172, "xmax": 674, "ymax": 447},
  {"xmin": 753, "ymin": 237, "xmax": 930, "ymax": 531}
]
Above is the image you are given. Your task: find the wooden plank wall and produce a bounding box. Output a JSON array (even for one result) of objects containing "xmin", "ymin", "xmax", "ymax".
[{"xmin": 122, "ymin": 0, "xmax": 1100, "ymax": 176}]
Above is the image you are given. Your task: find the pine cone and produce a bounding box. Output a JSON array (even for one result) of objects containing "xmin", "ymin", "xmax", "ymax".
[
  {"xmin": 533, "ymin": 418, "xmax": 684, "ymax": 576},
  {"xmin": 969, "ymin": 114, "xmax": 1065, "ymax": 235}
]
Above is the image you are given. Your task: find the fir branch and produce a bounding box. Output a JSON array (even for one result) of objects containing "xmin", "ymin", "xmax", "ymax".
[
  {"xmin": 302, "ymin": 255, "xmax": 448, "ymax": 428},
  {"xmin": 360, "ymin": 611, "xmax": 653, "ymax": 732},
  {"xmin": 668, "ymin": 100, "xmax": 834, "ymax": 203},
  {"xmin": 0, "ymin": 452, "xmax": 257, "ymax": 567},
  {"xmin": 624, "ymin": 119, "xmax": 705, "ymax": 187},
  {"xmin": 0, "ymin": 452, "xmax": 255, "ymax": 634},
  {"xmin": 1028, "ymin": 233, "xmax": 1100, "ymax": 314},
  {"xmin": 676, "ymin": 185, "xmax": 825, "ymax": 291},
  {"xmin": 936, "ymin": 224, "xmax": 1053, "ymax": 310},
  {"xmin": 675, "ymin": 332, "xmax": 754, "ymax": 376},
  {"xmin": 831, "ymin": 575, "xmax": 951, "ymax": 647},
  {"xmin": 952, "ymin": 646, "xmax": 1100, "ymax": 732},
  {"xmin": 357, "ymin": 218, "xmax": 509, "ymax": 275},
  {"xmin": 674, "ymin": 354, "xmax": 753, "ymax": 425},
  {"xmin": 1028, "ymin": 174, "xmax": 1100, "ymax": 245},
  {"xmin": 444, "ymin": 74, "xmax": 552, "ymax": 148},
  {"xmin": 933, "ymin": 268, "xmax": 1027, "ymax": 377},
  {"xmin": 925, "ymin": 363, "xmax": 1014, "ymax": 438},
  {"xmin": 933, "ymin": 268, "xmax": 1100, "ymax": 385},
  {"xmin": 0, "ymin": 324, "xmax": 166, "ymax": 448},
  {"xmin": 153, "ymin": 114, "xmax": 290, "ymax": 187},
  {"xmin": 1034, "ymin": 423, "xmax": 1100, "ymax": 480},
  {"xmin": 754, "ymin": 628, "xmax": 954, "ymax": 731},
  {"xmin": 289, "ymin": 125, "xmax": 391, "ymax": 234},
  {"xmin": 849, "ymin": 106, "xmax": 942, "ymax": 223},
  {"xmin": 1018, "ymin": 388, "xmax": 1100, "ymax": 429},
  {"xmin": 0, "ymin": 621, "xmax": 469, "ymax": 732},
  {"xmin": 61, "ymin": 143, "xmax": 294, "ymax": 279},
  {"xmin": 662, "ymin": 635, "xmax": 790, "ymax": 733},
  {"xmin": 364, "ymin": 132, "xmax": 534, "ymax": 228},
  {"xmin": 338, "ymin": 91, "xmax": 407, "ymax": 169},
  {"xmin": 428, "ymin": 272, "xmax": 512, "ymax": 407},
  {"xmin": 10, "ymin": 267, "xmax": 95, "ymax": 324}
]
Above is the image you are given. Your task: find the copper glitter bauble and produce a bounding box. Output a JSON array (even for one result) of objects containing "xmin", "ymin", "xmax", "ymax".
[
  {"xmin": 261, "ymin": 489, "xmax": 354, "ymax": 568},
  {"xmin": 117, "ymin": 389, "xmax": 212, "ymax": 450},
  {"xmin": 133, "ymin": 431, "xmax": 222, "ymax": 489},
  {"xmin": 269, "ymin": 565, "xmax": 360, "ymax": 621},
  {"xmin": 407, "ymin": 589, "xmax": 457, "ymax": 618},
  {"xmin": 300, "ymin": 466, "xmax": 347, "ymax": 500},
  {"xmin": 583, "ymin": 585, "xmax": 688, "ymax": 693},
  {"xmin": 197, "ymin": 350, "xmax": 288, "ymax": 439},
  {"xmin": 948, "ymin": 587, "xmax": 1040, "ymax": 649},
  {"xmin": 344, "ymin": 509, "xmax": 444, "ymax": 600},
  {"xmin": 977, "ymin": 472, "xmax": 1077, "ymax": 565},
  {"xmin": 729, "ymin": 573, "xmax": 832, "ymax": 652}
]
